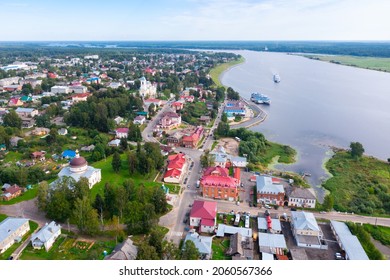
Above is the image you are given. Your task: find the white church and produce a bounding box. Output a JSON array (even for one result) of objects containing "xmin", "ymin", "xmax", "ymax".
[
  {"xmin": 54, "ymin": 150, "xmax": 101, "ymax": 189},
  {"xmin": 139, "ymin": 76, "xmax": 157, "ymax": 98}
]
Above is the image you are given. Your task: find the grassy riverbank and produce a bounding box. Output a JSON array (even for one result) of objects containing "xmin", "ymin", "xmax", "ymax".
[
  {"xmin": 303, "ymin": 54, "xmax": 390, "ymax": 72},
  {"xmin": 209, "ymin": 56, "xmax": 245, "ymax": 88},
  {"xmin": 323, "ymin": 151, "xmax": 390, "ymax": 215}
]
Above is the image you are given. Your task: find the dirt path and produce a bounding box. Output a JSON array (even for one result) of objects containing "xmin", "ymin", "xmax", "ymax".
[{"xmin": 371, "ymin": 237, "xmax": 390, "ymax": 259}]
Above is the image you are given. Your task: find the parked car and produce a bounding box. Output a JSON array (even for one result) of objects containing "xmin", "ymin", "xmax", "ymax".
[
  {"xmin": 183, "ymin": 217, "xmax": 188, "ymax": 223},
  {"xmin": 184, "ymin": 178, "xmax": 188, "ymax": 184},
  {"xmin": 335, "ymin": 253, "xmax": 344, "ymax": 260},
  {"xmin": 264, "ymin": 204, "xmax": 271, "ymax": 209}
]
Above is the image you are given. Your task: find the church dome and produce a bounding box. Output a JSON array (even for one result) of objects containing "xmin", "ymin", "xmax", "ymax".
[
  {"xmin": 70, "ymin": 156, "xmax": 87, "ymax": 167},
  {"xmin": 69, "ymin": 150, "xmax": 88, "ymax": 173}
]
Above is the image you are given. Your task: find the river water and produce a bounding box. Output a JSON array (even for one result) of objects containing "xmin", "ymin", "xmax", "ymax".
[{"xmin": 220, "ymin": 50, "xmax": 390, "ymax": 201}]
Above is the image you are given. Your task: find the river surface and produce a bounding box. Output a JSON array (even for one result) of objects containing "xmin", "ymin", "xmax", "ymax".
[{"xmin": 220, "ymin": 50, "xmax": 390, "ymax": 201}]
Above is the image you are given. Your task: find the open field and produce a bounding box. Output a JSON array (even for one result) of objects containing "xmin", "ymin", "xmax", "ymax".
[
  {"xmin": 90, "ymin": 153, "xmax": 177, "ymax": 198},
  {"xmin": 303, "ymin": 55, "xmax": 390, "ymax": 72},
  {"xmin": 209, "ymin": 56, "xmax": 245, "ymax": 88}
]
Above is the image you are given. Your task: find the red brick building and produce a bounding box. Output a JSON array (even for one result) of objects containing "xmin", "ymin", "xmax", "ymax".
[
  {"xmin": 182, "ymin": 126, "xmax": 204, "ymax": 148},
  {"xmin": 1, "ymin": 184, "xmax": 23, "ymax": 201},
  {"xmin": 200, "ymin": 166, "xmax": 239, "ymax": 201}
]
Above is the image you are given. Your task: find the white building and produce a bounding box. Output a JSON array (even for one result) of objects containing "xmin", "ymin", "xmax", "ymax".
[
  {"xmin": 69, "ymin": 85, "xmax": 88, "ymax": 94},
  {"xmin": 15, "ymin": 108, "xmax": 39, "ymax": 118},
  {"xmin": 56, "ymin": 151, "xmax": 101, "ymax": 189},
  {"xmin": 31, "ymin": 221, "xmax": 61, "ymax": 251},
  {"xmin": 51, "ymin": 86, "xmax": 70, "ymax": 94},
  {"xmin": 288, "ymin": 187, "xmax": 316, "ymax": 208},
  {"xmin": 184, "ymin": 232, "xmax": 212, "ymax": 259},
  {"xmin": 290, "ymin": 211, "xmax": 326, "ymax": 249},
  {"xmin": 258, "ymin": 232, "xmax": 287, "ymax": 255},
  {"xmin": 139, "ymin": 76, "xmax": 157, "ymax": 98},
  {"xmin": 330, "ymin": 221, "xmax": 369, "ymax": 260},
  {"xmin": 0, "ymin": 218, "xmax": 30, "ymax": 254}
]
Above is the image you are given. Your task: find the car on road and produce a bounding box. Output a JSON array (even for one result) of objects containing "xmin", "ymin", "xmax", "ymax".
[
  {"xmin": 183, "ymin": 217, "xmax": 188, "ymax": 223},
  {"xmin": 290, "ymin": 208, "xmax": 297, "ymax": 211},
  {"xmin": 187, "ymin": 185, "xmax": 190, "ymax": 189},
  {"xmin": 320, "ymin": 211, "xmax": 327, "ymax": 214},
  {"xmin": 264, "ymin": 204, "xmax": 271, "ymax": 209},
  {"xmin": 335, "ymin": 253, "xmax": 344, "ymax": 260},
  {"xmin": 184, "ymin": 178, "xmax": 188, "ymax": 184}
]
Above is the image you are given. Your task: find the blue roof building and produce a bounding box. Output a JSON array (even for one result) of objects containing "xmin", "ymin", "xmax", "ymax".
[{"xmin": 62, "ymin": 150, "xmax": 76, "ymax": 159}]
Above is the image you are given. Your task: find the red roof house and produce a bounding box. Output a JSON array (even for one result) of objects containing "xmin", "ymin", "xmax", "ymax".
[
  {"xmin": 201, "ymin": 167, "xmax": 239, "ymax": 201},
  {"xmin": 115, "ymin": 128, "xmax": 129, "ymax": 139},
  {"xmin": 1, "ymin": 184, "xmax": 23, "ymax": 201},
  {"xmin": 190, "ymin": 200, "xmax": 217, "ymax": 233}
]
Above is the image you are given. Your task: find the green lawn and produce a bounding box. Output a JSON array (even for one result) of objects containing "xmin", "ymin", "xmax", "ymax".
[
  {"xmin": 19, "ymin": 235, "xmax": 116, "ymax": 260},
  {"xmin": 363, "ymin": 224, "xmax": 390, "ymax": 246},
  {"xmin": 261, "ymin": 141, "xmax": 296, "ymax": 166},
  {"xmin": 303, "ymin": 55, "xmax": 390, "ymax": 72},
  {"xmin": 0, "ymin": 214, "xmax": 8, "ymax": 222},
  {"xmin": 212, "ymin": 238, "xmax": 231, "ymax": 260},
  {"xmin": 90, "ymin": 153, "xmax": 177, "ymax": 198},
  {"xmin": 4, "ymin": 151, "xmax": 24, "ymax": 163},
  {"xmin": 209, "ymin": 57, "xmax": 245, "ymax": 88},
  {"xmin": 323, "ymin": 151, "xmax": 390, "ymax": 215}
]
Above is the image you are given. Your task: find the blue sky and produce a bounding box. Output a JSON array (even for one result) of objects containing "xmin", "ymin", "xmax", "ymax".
[{"xmin": 1, "ymin": 0, "xmax": 389, "ymax": 41}]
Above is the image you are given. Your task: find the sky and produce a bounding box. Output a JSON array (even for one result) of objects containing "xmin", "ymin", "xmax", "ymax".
[{"xmin": 1, "ymin": 0, "xmax": 389, "ymax": 41}]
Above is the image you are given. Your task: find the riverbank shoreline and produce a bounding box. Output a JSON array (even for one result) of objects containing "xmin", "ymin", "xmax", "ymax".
[{"xmin": 209, "ymin": 56, "xmax": 245, "ymax": 88}]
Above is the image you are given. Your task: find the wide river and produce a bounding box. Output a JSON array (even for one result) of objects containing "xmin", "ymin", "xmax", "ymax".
[{"xmin": 220, "ymin": 50, "xmax": 390, "ymax": 201}]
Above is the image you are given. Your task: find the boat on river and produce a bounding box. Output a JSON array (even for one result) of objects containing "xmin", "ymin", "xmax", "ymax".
[
  {"xmin": 250, "ymin": 92, "xmax": 270, "ymax": 105},
  {"xmin": 273, "ymin": 74, "xmax": 281, "ymax": 83}
]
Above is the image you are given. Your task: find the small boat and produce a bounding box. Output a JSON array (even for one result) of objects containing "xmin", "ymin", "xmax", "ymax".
[
  {"xmin": 250, "ymin": 92, "xmax": 271, "ymax": 105},
  {"xmin": 273, "ymin": 74, "xmax": 281, "ymax": 83}
]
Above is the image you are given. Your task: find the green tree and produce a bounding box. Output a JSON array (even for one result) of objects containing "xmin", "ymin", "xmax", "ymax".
[
  {"xmin": 322, "ymin": 194, "xmax": 334, "ymax": 211},
  {"xmin": 36, "ymin": 181, "xmax": 49, "ymax": 211},
  {"xmin": 120, "ymin": 137, "xmax": 128, "ymax": 150},
  {"xmin": 149, "ymin": 229, "xmax": 165, "ymax": 258},
  {"xmin": 73, "ymin": 196, "xmax": 100, "ymax": 235},
  {"xmin": 112, "ymin": 151, "xmax": 122, "ymax": 173},
  {"xmin": 221, "ymin": 113, "xmax": 228, "ymax": 123},
  {"xmin": 350, "ymin": 142, "xmax": 365, "ymax": 159},
  {"xmin": 162, "ymin": 241, "xmax": 180, "ymax": 260},
  {"xmin": 3, "ymin": 110, "xmax": 22, "ymax": 129},
  {"xmin": 104, "ymin": 183, "xmax": 117, "ymax": 218},
  {"xmin": 136, "ymin": 243, "xmax": 160, "ymax": 260},
  {"xmin": 128, "ymin": 122, "xmax": 142, "ymax": 142},
  {"xmin": 116, "ymin": 186, "xmax": 128, "ymax": 220},
  {"xmin": 73, "ymin": 177, "xmax": 90, "ymax": 200},
  {"xmin": 151, "ymin": 187, "xmax": 168, "ymax": 214},
  {"xmin": 181, "ymin": 240, "xmax": 200, "ymax": 260},
  {"xmin": 127, "ymin": 152, "xmax": 137, "ymax": 175},
  {"xmin": 93, "ymin": 193, "xmax": 105, "ymax": 227}
]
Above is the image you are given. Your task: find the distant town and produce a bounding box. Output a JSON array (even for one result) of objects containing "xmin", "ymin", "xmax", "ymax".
[{"xmin": 0, "ymin": 45, "xmax": 389, "ymax": 261}]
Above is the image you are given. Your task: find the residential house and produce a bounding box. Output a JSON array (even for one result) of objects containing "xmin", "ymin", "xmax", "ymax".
[
  {"xmin": 9, "ymin": 136, "xmax": 23, "ymax": 147},
  {"xmin": 182, "ymin": 126, "xmax": 204, "ymax": 148},
  {"xmin": 80, "ymin": 145, "xmax": 95, "ymax": 152},
  {"xmin": 133, "ymin": 115, "xmax": 146, "ymax": 125},
  {"xmin": 216, "ymin": 224, "xmax": 252, "ymax": 238},
  {"xmin": 189, "ymin": 200, "xmax": 217, "ymax": 233},
  {"xmin": 115, "ymin": 128, "xmax": 129, "ymax": 139},
  {"xmin": 8, "ymin": 98, "xmax": 23, "ymax": 107},
  {"xmin": 198, "ymin": 115, "xmax": 211, "ymax": 125},
  {"xmin": 19, "ymin": 78, "xmax": 42, "ymax": 88},
  {"xmin": 0, "ymin": 77, "xmax": 20, "ymax": 87},
  {"xmin": 20, "ymin": 95, "xmax": 32, "ymax": 103},
  {"xmin": 330, "ymin": 221, "xmax": 369, "ymax": 260},
  {"xmin": 69, "ymin": 85, "xmax": 87, "ymax": 94},
  {"xmin": 290, "ymin": 211, "xmax": 325, "ymax": 249},
  {"xmin": 15, "ymin": 107, "xmax": 39, "ymax": 118},
  {"xmin": 31, "ymin": 221, "xmax": 61, "ymax": 251},
  {"xmin": 108, "ymin": 139, "xmax": 121, "ymax": 147},
  {"xmin": 163, "ymin": 153, "xmax": 186, "ymax": 184},
  {"xmin": 3, "ymin": 85, "xmax": 22, "ymax": 92},
  {"xmin": 114, "ymin": 116, "xmax": 124, "ymax": 125},
  {"xmin": 159, "ymin": 111, "xmax": 181, "ymax": 130},
  {"xmin": 22, "ymin": 118, "xmax": 35, "ymax": 128},
  {"xmin": 166, "ymin": 131, "xmax": 183, "ymax": 147},
  {"xmin": 226, "ymin": 233, "xmax": 254, "ymax": 260},
  {"xmin": 104, "ymin": 238, "xmax": 138, "ymax": 260},
  {"xmin": 58, "ymin": 128, "xmax": 68, "ymax": 136},
  {"xmin": 62, "ymin": 149, "xmax": 76, "ymax": 159},
  {"xmin": 258, "ymin": 216, "xmax": 282, "ymax": 234},
  {"xmin": 31, "ymin": 151, "xmax": 46, "ymax": 161},
  {"xmin": 51, "ymin": 85, "xmax": 70, "ymax": 94},
  {"xmin": 171, "ymin": 101, "xmax": 184, "ymax": 111},
  {"xmin": 0, "ymin": 218, "xmax": 30, "ymax": 254},
  {"xmin": 210, "ymin": 146, "xmax": 247, "ymax": 168},
  {"xmin": 183, "ymin": 232, "xmax": 212, "ymax": 259},
  {"xmin": 108, "ymin": 82, "xmax": 122, "ymax": 89},
  {"xmin": 144, "ymin": 98, "xmax": 162, "ymax": 108},
  {"xmin": 258, "ymin": 232, "xmax": 288, "ymax": 255},
  {"xmin": 1, "ymin": 184, "xmax": 23, "ymax": 201},
  {"xmin": 71, "ymin": 93, "xmax": 90, "ymax": 103},
  {"xmin": 0, "ymin": 144, "xmax": 7, "ymax": 152},
  {"xmin": 0, "ymin": 109, "xmax": 9, "ymax": 123},
  {"xmin": 256, "ymin": 176, "xmax": 285, "ymax": 206},
  {"xmin": 288, "ymin": 187, "xmax": 316, "ymax": 208},
  {"xmin": 201, "ymin": 166, "xmax": 239, "ymax": 201}
]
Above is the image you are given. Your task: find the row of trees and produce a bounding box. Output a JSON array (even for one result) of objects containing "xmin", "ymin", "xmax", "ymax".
[{"xmin": 126, "ymin": 142, "xmax": 164, "ymax": 175}]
